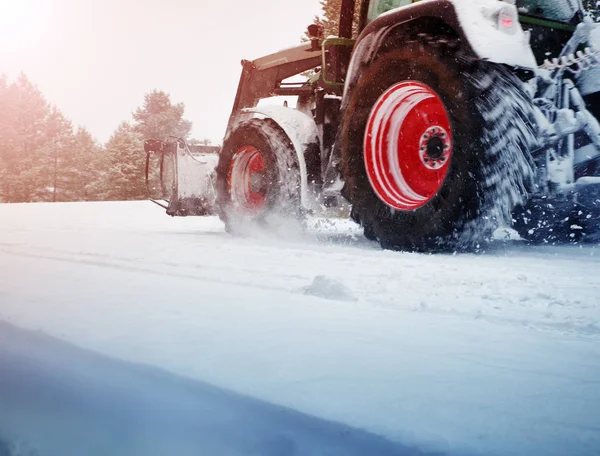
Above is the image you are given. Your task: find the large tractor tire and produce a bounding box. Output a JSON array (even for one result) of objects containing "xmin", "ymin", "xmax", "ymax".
[
  {"xmin": 341, "ymin": 41, "xmax": 536, "ymax": 251},
  {"xmin": 215, "ymin": 118, "xmax": 302, "ymax": 234}
]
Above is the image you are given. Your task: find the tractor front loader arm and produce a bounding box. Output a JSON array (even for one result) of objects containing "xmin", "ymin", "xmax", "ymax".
[{"xmin": 225, "ymin": 42, "xmax": 321, "ymax": 135}]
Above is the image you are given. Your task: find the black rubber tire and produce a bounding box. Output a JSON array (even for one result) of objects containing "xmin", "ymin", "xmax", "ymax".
[
  {"xmin": 341, "ymin": 43, "xmax": 535, "ymax": 252},
  {"xmin": 215, "ymin": 118, "xmax": 302, "ymax": 233}
]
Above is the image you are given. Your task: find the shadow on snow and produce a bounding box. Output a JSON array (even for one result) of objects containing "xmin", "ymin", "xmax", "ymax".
[{"xmin": 0, "ymin": 321, "xmax": 439, "ymax": 456}]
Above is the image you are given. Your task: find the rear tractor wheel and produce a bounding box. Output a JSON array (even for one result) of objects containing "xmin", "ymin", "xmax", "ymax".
[{"xmin": 341, "ymin": 42, "xmax": 536, "ymax": 251}]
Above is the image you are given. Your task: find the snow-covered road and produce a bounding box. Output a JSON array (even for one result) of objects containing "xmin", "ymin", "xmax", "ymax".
[{"xmin": 0, "ymin": 201, "xmax": 599, "ymax": 456}]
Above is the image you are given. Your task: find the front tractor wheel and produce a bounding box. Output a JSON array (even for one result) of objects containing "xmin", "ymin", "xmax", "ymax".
[
  {"xmin": 216, "ymin": 118, "xmax": 302, "ymax": 233},
  {"xmin": 341, "ymin": 44, "xmax": 535, "ymax": 251},
  {"xmin": 228, "ymin": 145, "xmax": 268, "ymax": 213}
]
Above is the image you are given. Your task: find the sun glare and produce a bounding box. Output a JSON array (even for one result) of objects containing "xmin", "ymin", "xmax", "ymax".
[{"xmin": 0, "ymin": 0, "xmax": 49, "ymax": 52}]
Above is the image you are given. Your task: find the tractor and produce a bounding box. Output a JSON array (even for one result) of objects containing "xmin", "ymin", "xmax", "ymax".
[{"xmin": 145, "ymin": 0, "xmax": 600, "ymax": 250}]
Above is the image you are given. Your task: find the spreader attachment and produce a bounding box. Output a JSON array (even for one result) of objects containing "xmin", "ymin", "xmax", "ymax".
[{"xmin": 144, "ymin": 138, "xmax": 219, "ymax": 216}]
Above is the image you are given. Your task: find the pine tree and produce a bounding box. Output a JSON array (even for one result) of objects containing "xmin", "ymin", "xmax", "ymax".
[
  {"xmin": 132, "ymin": 90, "xmax": 192, "ymax": 140},
  {"xmin": 307, "ymin": 0, "xmax": 362, "ymax": 39},
  {"xmin": 58, "ymin": 127, "xmax": 105, "ymax": 201},
  {"xmin": 0, "ymin": 75, "xmax": 14, "ymax": 203},
  {"xmin": 0, "ymin": 74, "xmax": 104, "ymax": 203},
  {"xmin": 43, "ymin": 107, "xmax": 75, "ymax": 202},
  {"xmin": 0, "ymin": 74, "xmax": 54, "ymax": 202},
  {"xmin": 104, "ymin": 122, "xmax": 146, "ymax": 201}
]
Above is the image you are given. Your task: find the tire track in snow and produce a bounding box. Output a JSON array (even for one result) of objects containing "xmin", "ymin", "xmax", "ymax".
[
  {"xmin": 1, "ymin": 240, "xmax": 599, "ymax": 337},
  {"xmin": 0, "ymin": 247, "xmax": 299, "ymax": 297}
]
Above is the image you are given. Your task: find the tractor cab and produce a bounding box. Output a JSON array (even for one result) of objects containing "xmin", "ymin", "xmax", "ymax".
[
  {"xmin": 516, "ymin": 0, "xmax": 582, "ymax": 64},
  {"xmin": 366, "ymin": 0, "xmax": 413, "ymax": 22},
  {"xmin": 516, "ymin": 0, "xmax": 582, "ymax": 23},
  {"xmin": 320, "ymin": 0, "xmax": 417, "ymax": 87}
]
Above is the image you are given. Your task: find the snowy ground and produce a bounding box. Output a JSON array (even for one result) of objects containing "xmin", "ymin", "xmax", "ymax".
[
  {"xmin": 0, "ymin": 201, "xmax": 599, "ymax": 456},
  {"xmin": 0, "ymin": 321, "xmax": 411, "ymax": 456}
]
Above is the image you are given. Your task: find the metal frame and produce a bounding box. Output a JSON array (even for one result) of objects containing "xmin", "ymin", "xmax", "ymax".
[
  {"xmin": 340, "ymin": 0, "xmax": 357, "ymax": 38},
  {"xmin": 321, "ymin": 37, "xmax": 356, "ymax": 86},
  {"xmin": 225, "ymin": 43, "xmax": 322, "ymax": 135}
]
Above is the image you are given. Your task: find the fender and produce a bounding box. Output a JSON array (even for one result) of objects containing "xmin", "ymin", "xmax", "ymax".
[
  {"xmin": 241, "ymin": 106, "xmax": 320, "ymax": 209},
  {"xmin": 345, "ymin": 0, "xmax": 537, "ymax": 94}
]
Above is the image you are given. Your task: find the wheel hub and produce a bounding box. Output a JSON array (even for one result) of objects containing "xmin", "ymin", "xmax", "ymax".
[
  {"xmin": 228, "ymin": 145, "xmax": 267, "ymax": 213},
  {"xmin": 419, "ymin": 126, "xmax": 450, "ymax": 170},
  {"xmin": 364, "ymin": 81, "xmax": 453, "ymax": 211},
  {"xmin": 249, "ymin": 172, "xmax": 267, "ymax": 194}
]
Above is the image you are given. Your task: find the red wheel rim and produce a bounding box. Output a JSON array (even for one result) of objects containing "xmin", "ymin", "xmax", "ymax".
[
  {"xmin": 228, "ymin": 145, "xmax": 267, "ymax": 212},
  {"xmin": 364, "ymin": 81, "xmax": 452, "ymax": 211}
]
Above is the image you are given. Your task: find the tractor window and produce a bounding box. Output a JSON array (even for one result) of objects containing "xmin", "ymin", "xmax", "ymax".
[
  {"xmin": 367, "ymin": 0, "xmax": 412, "ymax": 22},
  {"xmin": 516, "ymin": 0, "xmax": 580, "ymax": 23}
]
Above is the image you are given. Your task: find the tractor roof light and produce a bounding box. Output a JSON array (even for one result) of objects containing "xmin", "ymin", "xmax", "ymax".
[{"xmin": 498, "ymin": 7, "xmax": 518, "ymax": 34}]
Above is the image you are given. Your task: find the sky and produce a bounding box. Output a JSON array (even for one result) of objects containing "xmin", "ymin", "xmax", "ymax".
[{"xmin": 0, "ymin": 0, "xmax": 323, "ymax": 144}]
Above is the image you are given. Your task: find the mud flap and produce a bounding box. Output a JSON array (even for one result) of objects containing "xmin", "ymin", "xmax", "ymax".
[{"xmin": 144, "ymin": 138, "xmax": 219, "ymax": 216}]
